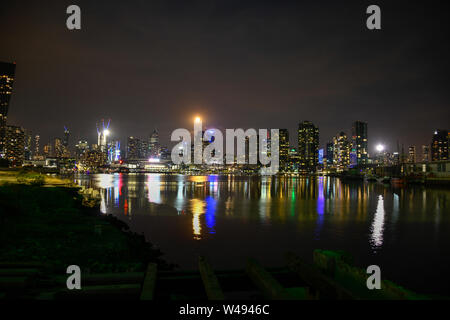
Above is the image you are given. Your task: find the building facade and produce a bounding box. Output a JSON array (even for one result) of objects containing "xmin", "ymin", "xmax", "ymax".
[
  {"xmin": 0, "ymin": 62, "xmax": 16, "ymax": 157},
  {"xmin": 298, "ymin": 121, "xmax": 319, "ymax": 173},
  {"xmin": 431, "ymin": 130, "xmax": 448, "ymax": 161},
  {"xmin": 351, "ymin": 121, "xmax": 368, "ymax": 166},
  {"xmin": 333, "ymin": 132, "xmax": 351, "ymax": 172},
  {"xmin": 5, "ymin": 125, "xmax": 25, "ymax": 165},
  {"xmin": 279, "ymin": 129, "xmax": 290, "ymax": 171}
]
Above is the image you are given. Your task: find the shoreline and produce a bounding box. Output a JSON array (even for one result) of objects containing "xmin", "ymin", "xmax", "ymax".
[{"xmin": 0, "ymin": 182, "xmax": 175, "ymax": 275}]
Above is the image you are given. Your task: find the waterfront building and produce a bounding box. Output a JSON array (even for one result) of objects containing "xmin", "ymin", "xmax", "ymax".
[
  {"xmin": 79, "ymin": 149, "xmax": 107, "ymax": 169},
  {"xmin": 325, "ymin": 142, "xmax": 334, "ymax": 169},
  {"xmin": 54, "ymin": 138, "xmax": 63, "ymax": 158},
  {"xmin": 298, "ymin": 121, "xmax": 319, "ymax": 173},
  {"xmin": 279, "ymin": 129, "xmax": 290, "ymax": 171},
  {"xmin": 75, "ymin": 139, "xmax": 89, "ymax": 159},
  {"xmin": 332, "ymin": 132, "xmax": 351, "ymax": 172},
  {"xmin": 408, "ymin": 146, "xmax": 416, "ymax": 163},
  {"xmin": 43, "ymin": 143, "xmax": 53, "ymax": 158},
  {"xmin": 34, "ymin": 135, "xmax": 41, "ymax": 159},
  {"xmin": 108, "ymin": 140, "xmax": 121, "ymax": 163},
  {"xmin": 288, "ymin": 147, "xmax": 300, "ymax": 171},
  {"xmin": 5, "ymin": 125, "xmax": 25, "ymax": 165},
  {"xmin": 96, "ymin": 119, "xmax": 110, "ymax": 153},
  {"xmin": 422, "ymin": 145, "xmax": 430, "ymax": 162},
  {"xmin": 351, "ymin": 121, "xmax": 368, "ymax": 166},
  {"xmin": 127, "ymin": 136, "xmax": 140, "ymax": 160},
  {"xmin": 0, "ymin": 62, "xmax": 16, "ymax": 157},
  {"xmin": 431, "ymin": 130, "xmax": 449, "ymax": 161},
  {"xmin": 149, "ymin": 129, "xmax": 160, "ymax": 158},
  {"xmin": 24, "ymin": 130, "xmax": 32, "ymax": 161}
]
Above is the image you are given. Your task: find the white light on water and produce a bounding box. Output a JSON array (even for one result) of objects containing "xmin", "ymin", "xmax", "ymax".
[{"xmin": 371, "ymin": 195, "xmax": 385, "ymax": 249}]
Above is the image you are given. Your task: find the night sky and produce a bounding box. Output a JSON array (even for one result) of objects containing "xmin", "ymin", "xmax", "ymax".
[{"xmin": 1, "ymin": 0, "xmax": 449, "ymax": 154}]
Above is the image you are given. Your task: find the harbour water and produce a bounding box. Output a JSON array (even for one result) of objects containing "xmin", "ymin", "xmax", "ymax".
[{"xmin": 74, "ymin": 174, "xmax": 450, "ymax": 295}]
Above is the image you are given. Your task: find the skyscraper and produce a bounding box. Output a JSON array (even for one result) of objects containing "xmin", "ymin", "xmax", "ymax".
[
  {"xmin": 127, "ymin": 136, "xmax": 140, "ymax": 159},
  {"xmin": 75, "ymin": 139, "xmax": 89, "ymax": 159},
  {"xmin": 54, "ymin": 138, "xmax": 63, "ymax": 158},
  {"xmin": 43, "ymin": 143, "xmax": 53, "ymax": 158},
  {"xmin": 298, "ymin": 121, "xmax": 319, "ymax": 173},
  {"xmin": 333, "ymin": 132, "xmax": 351, "ymax": 172},
  {"xmin": 149, "ymin": 129, "xmax": 160, "ymax": 158},
  {"xmin": 62, "ymin": 126, "xmax": 71, "ymax": 157},
  {"xmin": 351, "ymin": 121, "xmax": 368, "ymax": 166},
  {"xmin": 34, "ymin": 135, "xmax": 40, "ymax": 158},
  {"xmin": 431, "ymin": 130, "xmax": 448, "ymax": 161},
  {"xmin": 408, "ymin": 146, "xmax": 416, "ymax": 163},
  {"xmin": 279, "ymin": 129, "xmax": 290, "ymax": 171},
  {"xmin": 422, "ymin": 145, "xmax": 430, "ymax": 162},
  {"xmin": 24, "ymin": 130, "xmax": 32, "ymax": 161},
  {"xmin": 0, "ymin": 62, "xmax": 16, "ymax": 157},
  {"xmin": 96, "ymin": 119, "xmax": 110, "ymax": 153},
  {"xmin": 5, "ymin": 125, "xmax": 25, "ymax": 165},
  {"xmin": 325, "ymin": 142, "xmax": 334, "ymax": 169}
]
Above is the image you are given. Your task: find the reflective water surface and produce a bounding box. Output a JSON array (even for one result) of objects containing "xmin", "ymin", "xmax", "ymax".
[{"xmin": 75, "ymin": 174, "xmax": 450, "ymax": 295}]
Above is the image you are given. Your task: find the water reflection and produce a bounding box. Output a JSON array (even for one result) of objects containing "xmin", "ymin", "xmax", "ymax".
[
  {"xmin": 370, "ymin": 195, "xmax": 385, "ymax": 250},
  {"xmin": 75, "ymin": 174, "xmax": 449, "ymax": 247}
]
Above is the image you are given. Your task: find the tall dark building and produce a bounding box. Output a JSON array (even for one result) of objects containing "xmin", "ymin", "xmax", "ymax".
[
  {"xmin": 351, "ymin": 121, "xmax": 368, "ymax": 166},
  {"xmin": 279, "ymin": 129, "xmax": 290, "ymax": 171},
  {"xmin": 149, "ymin": 129, "xmax": 160, "ymax": 158},
  {"xmin": 127, "ymin": 136, "xmax": 140, "ymax": 159},
  {"xmin": 431, "ymin": 130, "xmax": 449, "ymax": 161},
  {"xmin": 0, "ymin": 62, "xmax": 16, "ymax": 157},
  {"xmin": 5, "ymin": 125, "xmax": 25, "ymax": 165},
  {"xmin": 298, "ymin": 121, "xmax": 319, "ymax": 173},
  {"xmin": 63, "ymin": 126, "xmax": 70, "ymax": 147},
  {"xmin": 325, "ymin": 142, "xmax": 334, "ymax": 167}
]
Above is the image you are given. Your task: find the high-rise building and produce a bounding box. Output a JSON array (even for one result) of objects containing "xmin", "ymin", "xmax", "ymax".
[
  {"xmin": 333, "ymin": 132, "xmax": 351, "ymax": 172},
  {"xmin": 288, "ymin": 147, "xmax": 300, "ymax": 171},
  {"xmin": 96, "ymin": 119, "xmax": 110, "ymax": 153},
  {"xmin": 24, "ymin": 130, "xmax": 32, "ymax": 161},
  {"xmin": 63, "ymin": 126, "xmax": 70, "ymax": 148},
  {"xmin": 75, "ymin": 139, "xmax": 89, "ymax": 159},
  {"xmin": 325, "ymin": 142, "xmax": 334, "ymax": 168},
  {"xmin": 43, "ymin": 143, "xmax": 53, "ymax": 158},
  {"xmin": 298, "ymin": 121, "xmax": 319, "ymax": 173},
  {"xmin": 0, "ymin": 62, "xmax": 16, "ymax": 157},
  {"xmin": 422, "ymin": 145, "xmax": 430, "ymax": 162},
  {"xmin": 351, "ymin": 121, "xmax": 368, "ymax": 166},
  {"xmin": 408, "ymin": 146, "xmax": 416, "ymax": 163},
  {"xmin": 34, "ymin": 135, "xmax": 40, "ymax": 157},
  {"xmin": 149, "ymin": 129, "xmax": 160, "ymax": 158},
  {"xmin": 108, "ymin": 140, "xmax": 121, "ymax": 163},
  {"xmin": 279, "ymin": 129, "xmax": 290, "ymax": 171},
  {"xmin": 5, "ymin": 125, "xmax": 25, "ymax": 165},
  {"xmin": 127, "ymin": 136, "xmax": 140, "ymax": 159},
  {"xmin": 54, "ymin": 138, "xmax": 63, "ymax": 158},
  {"xmin": 431, "ymin": 130, "xmax": 448, "ymax": 161}
]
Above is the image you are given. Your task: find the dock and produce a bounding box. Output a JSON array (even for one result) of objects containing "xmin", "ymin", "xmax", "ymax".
[{"xmin": 0, "ymin": 250, "xmax": 433, "ymax": 300}]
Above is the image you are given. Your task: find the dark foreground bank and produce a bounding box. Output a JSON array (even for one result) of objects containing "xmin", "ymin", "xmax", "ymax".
[{"xmin": 0, "ymin": 184, "xmax": 174, "ymax": 274}]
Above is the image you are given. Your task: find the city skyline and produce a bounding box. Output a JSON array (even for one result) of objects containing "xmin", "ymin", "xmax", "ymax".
[{"xmin": 1, "ymin": 1, "xmax": 449, "ymax": 151}]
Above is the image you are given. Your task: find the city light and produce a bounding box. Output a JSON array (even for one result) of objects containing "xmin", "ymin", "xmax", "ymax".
[
  {"xmin": 103, "ymin": 129, "xmax": 110, "ymax": 136},
  {"xmin": 376, "ymin": 144, "xmax": 385, "ymax": 152}
]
